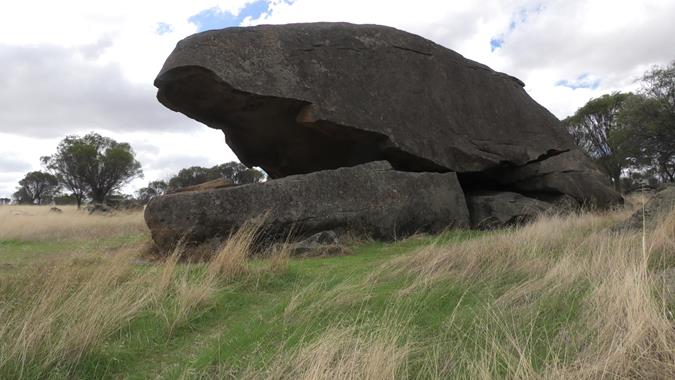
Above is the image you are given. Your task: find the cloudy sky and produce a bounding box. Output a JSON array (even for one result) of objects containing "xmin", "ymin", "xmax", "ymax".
[{"xmin": 1, "ymin": 0, "xmax": 673, "ymax": 198}]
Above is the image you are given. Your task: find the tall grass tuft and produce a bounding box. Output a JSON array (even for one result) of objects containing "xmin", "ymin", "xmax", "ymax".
[
  {"xmin": 243, "ymin": 324, "xmax": 410, "ymax": 380},
  {"xmin": 0, "ymin": 249, "xmax": 154, "ymax": 378},
  {"xmin": 379, "ymin": 208, "xmax": 675, "ymax": 379},
  {"xmin": 0, "ymin": 219, "xmax": 282, "ymax": 378}
]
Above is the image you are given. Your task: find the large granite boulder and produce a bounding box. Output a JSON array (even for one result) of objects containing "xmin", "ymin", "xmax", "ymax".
[
  {"xmin": 145, "ymin": 162, "xmax": 469, "ymax": 251},
  {"xmin": 155, "ymin": 22, "xmax": 620, "ymax": 208}
]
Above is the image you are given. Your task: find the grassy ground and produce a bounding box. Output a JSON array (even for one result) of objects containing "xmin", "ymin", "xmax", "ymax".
[{"xmin": 0, "ymin": 200, "xmax": 673, "ymax": 379}]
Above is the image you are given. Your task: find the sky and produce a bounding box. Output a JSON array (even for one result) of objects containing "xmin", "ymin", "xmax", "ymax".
[{"xmin": 1, "ymin": 0, "xmax": 674, "ymax": 198}]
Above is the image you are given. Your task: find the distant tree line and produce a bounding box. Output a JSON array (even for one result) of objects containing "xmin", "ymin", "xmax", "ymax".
[
  {"xmin": 10, "ymin": 131, "xmax": 265, "ymax": 207},
  {"xmin": 12, "ymin": 133, "xmax": 142, "ymax": 208},
  {"xmin": 563, "ymin": 62, "xmax": 674, "ymax": 192},
  {"xmin": 135, "ymin": 162, "xmax": 265, "ymax": 204}
]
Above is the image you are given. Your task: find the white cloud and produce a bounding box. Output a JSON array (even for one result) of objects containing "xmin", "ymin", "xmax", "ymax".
[
  {"xmin": 251, "ymin": 0, "xmax": 674, "ymax": 117},
  {"xmin": 0, "ymin": 44, "xmax": 200, "ymax": 138}
]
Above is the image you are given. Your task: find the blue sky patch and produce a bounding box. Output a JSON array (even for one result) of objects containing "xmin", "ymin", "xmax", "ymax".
[
  {"xmin": 156, "ymin": 22, "xmax": 173, "ymax": 35},
  {"xmin": 555, "ymin": 73, "xmax": 601, "ymax": 90},
  {"xmin": 490, "ymin": 37, "xmax": 503, "ymax": 51},
  {"xmin": 189, "ymin": 0, "xmax": 270, "ymax": 32},
  {"xmin": 490, "ymin": 3, "xmax": 544, "ymax": 52}
]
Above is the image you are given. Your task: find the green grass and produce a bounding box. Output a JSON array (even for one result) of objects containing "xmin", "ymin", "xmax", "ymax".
[
  {"xmin": 0, "ymin": 233, "xmax": 146, "ymax": 267},
  {"xmin": 1, "ymin": 209, "xmax": 673, "ymax": 379},
  {"xmin": 72, "ymin": 234, "xmax": 474, "ymax": 378},
  {"xmin": 37, "ymin": 228, "xmax": 576, "ymax": 379},
  {"xmin": 1, "ymin": 230, "xmax": 488, "ymax": 379}
]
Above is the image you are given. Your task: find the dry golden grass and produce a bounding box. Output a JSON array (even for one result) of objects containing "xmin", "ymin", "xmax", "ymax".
[
  {"xmin": 0, "ymin": 223, "xmax": 276, "ymax": 378},
  {"xmin": 0, "ymin": 205, "xmax": 147, "ymax": 241},
  {"xmin": 242, "ymin": 324, "xmax": 410, "ymax": 380},
  {"xmin": 0, "ymin": 248, "xmax": 156, "ymax": 377},
  {"xmin": 158, "ymin": 223, "xmax": 277, "ymax": 335},
  {"xmin": 243, "ymin": 199, "xmax": 674, "ymax": 379},
  {"xmin": 2, "ymin": 195, "xmax": 674, "ymax": 379},
  {"xmin": 376, "ymin": 206, "xmax": 675, "ymax": 379}
]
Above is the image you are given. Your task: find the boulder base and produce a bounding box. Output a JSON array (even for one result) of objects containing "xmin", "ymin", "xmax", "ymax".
[{"xmin": 145, "ymin": 162, "xmax": 469, "ymax": 251}]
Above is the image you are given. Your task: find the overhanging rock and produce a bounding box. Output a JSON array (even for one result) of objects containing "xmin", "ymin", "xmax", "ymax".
[
  {"xmin": 147, "ymin": 22, "xmax": 623, "ymax": 251},
  {"xmin": 145, "ymin": 162, "xmax": 469, "ymax": 251},
  {"xmin": 154, "ymin": 22, "xmax": 620, "ymax": 208}
]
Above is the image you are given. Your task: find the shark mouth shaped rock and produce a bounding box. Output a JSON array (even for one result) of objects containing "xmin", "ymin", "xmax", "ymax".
[
  {"xmin": 145, "ymin": 161, "xmax": 470, "ymax": 251},
  {"xmin": 147, "ymin": 22, "xmax": 621, "ymax": 251}
]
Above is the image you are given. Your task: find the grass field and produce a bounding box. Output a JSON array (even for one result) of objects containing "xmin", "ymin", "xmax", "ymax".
[{"xmin": 0, "ymin": 200, "xmax": 673, "ymax": 379}]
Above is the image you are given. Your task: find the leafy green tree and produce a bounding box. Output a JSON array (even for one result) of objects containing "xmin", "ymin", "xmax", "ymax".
[
  {"xmin": 234, "ymin": 167, "xmax": 265, "ymax": 184},
  {"xmin": 42, "ymin": 133, "xmax": 143, "ymax": 208},
  {"xmin": 167, "ymin": 166, "xmax": 214, "ymax": 190},
  {"xmin": 53, "ymin": 194, "xmax": 79, "ymax": 206},
  {"xmin": 619, "ymin": 62, "xmax": 675, "ymax": 182},
  {"xmin": 12, "ymin": 171, "xmax": 60, "ymax": 205},
  {"xmin": 137, "ymin": 180, "xmax": 168, "ymax": 204},
  {"xmin": 212, "ymin": 162, "xmax": 265, "ymax": 185},
  {"xmin": 12, "ymin": 188, "xmax": 32, "ymax": 205},
  {"xmin": 562, "ymin": 92, "xmax": 633, "ymax": 191}
]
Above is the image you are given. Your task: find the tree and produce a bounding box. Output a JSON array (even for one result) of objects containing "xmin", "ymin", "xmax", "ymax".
[
  {"xmin": 167, "ymin": 162, "xmax": 265, "ymax": 191},
  {"xmin": 562, "ymin": 92, "xmax": 633, "ymax": 191},
  {"xmin": 42, "ymin": 133, "xmax": 143, "ymax": 208},
  {"xmin": 167, "ymin": 166, "xmax": 214, "ymax": 190},
  {"xmin": 137, "ymin": 180, "xmax": 168, "ymax": 204},
  {"xmin": 12, "ymin": 188, "xmax": 32, "ymax": 205},
  {"xmin": 53, "ymin": 194, "xmax": 79, "ymax": 206},
  {"xmin": 619, "ymin": 62, "xmax": 675, "ymax": 182},
  {"xmin": 12, "ymin": 171, "xmax": 59, "ymax": 205},
  {"xmin": 234, "ymin": 167, "xmax": 265, "ymax": 184},
  {"xmin": 211, "ymin": 162, "xmax": 265, "ymax": 184}
]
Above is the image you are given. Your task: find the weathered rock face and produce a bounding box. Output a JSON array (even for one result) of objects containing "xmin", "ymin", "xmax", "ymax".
[
  {"xmin": 145, "ymin": 162, "xmax": 469, "ymax": 251},
  {"xmin": 155, "ymin": 22, "xmax": 620, "ymax": 207},
  {"xmin": 466, "ymin": 192, "xmax": 554, "ymax": 229}
]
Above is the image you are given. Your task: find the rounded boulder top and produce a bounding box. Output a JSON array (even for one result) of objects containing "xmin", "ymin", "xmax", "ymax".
[{"xmin": 155, "ymin": 22, "xmax": 621, "ymax": 208}]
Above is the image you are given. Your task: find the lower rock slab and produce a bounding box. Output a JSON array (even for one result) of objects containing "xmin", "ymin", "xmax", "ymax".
[{"xmin": 145, "ymin": 161, "xmax": 470, "ymax": 252}]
